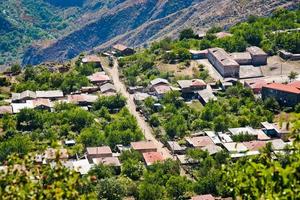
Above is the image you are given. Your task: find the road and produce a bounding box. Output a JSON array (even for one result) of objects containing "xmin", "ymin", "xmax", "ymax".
[{"xmin": 105, "ymin": 59, "xmax": 172, "ymax": 159}]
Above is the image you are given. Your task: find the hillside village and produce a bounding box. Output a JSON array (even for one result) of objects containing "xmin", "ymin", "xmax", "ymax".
[{"xmin": 0, "ymin": 6, "xmax": 299, "ymax": 200}]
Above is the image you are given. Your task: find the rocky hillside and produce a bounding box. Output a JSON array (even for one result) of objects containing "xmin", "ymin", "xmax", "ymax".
[{"xmin": 2, "ymin": 0, "xmax": 298, "ymax": 66}]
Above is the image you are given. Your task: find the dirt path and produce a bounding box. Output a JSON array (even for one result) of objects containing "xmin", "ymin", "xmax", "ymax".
[{"xmin": 105, "ymin": 59, "xmax": 172, "ymax": 159}]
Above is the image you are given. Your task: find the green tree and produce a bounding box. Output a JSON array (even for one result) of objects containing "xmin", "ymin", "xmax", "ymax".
[
  {"xmin": 166, "ymin": 176, "xmax": 190, "ymax": 199},
  {"xmin": 11, "ymin": 63, "xmax": 21, "ymax": 74},
  {"xmin": 288, "ymin": 71, "xmax": 298, "ymax": 82},
  {"xmin": 179, "ymin": 28, "xmax": 197, "ymax": 40},
  {"xmin": 122, "ymin": 159, "xmax": 144, "ymax": 180},
  {"xmin": 97, "ymin": 178, "xmax": 125, "ymax": 200}
]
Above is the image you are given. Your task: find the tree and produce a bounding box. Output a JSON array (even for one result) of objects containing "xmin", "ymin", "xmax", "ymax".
[
  {"xmin": 288, "ymin": 71, "xmax": 298, "ymax": 82},
  {"xmin": 264, "ymin": 97, "xmax": 280, "ymax": 112},
  {"xmin": 166, "ymin": 176, "xmax": 190, "ymax": 199},
  {"xmin": 10, "ymin": 63, "xmax": 21, "ymax": 74},
  {"xmin": 138, "ymin": 183, "xmax": 165, "ymax": 200},
  {"xmin": 179, "ymin": 28, "xmax": 197, "ymax": 40},
  {"xmin": 122, "ymin": 159, "xmax": 144, "ymax": 180},
  {"xmin": 97, "ymin": 178, "xmax": 125, "ymax": 200},
  {"xmin": 89, "ymin": 164, "xmax": 115, "ymax": 180},
  {"xmin": 78, "ymin": 127, "xmax": 105, "ymax": 147},
  {"xmin": 0, "ymin": 155, "xmax": 94, "ymax": 199}
]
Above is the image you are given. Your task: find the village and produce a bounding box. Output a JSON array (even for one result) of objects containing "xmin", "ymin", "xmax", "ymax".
[{"xmin": 0, "ymin": 26, "xmax": 299, "ymax": 199}]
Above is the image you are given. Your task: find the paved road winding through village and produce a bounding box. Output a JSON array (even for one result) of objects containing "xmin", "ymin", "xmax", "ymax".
[{"xmin": 106, "ymin": 59, "xmax": 173, "ymax": 159}]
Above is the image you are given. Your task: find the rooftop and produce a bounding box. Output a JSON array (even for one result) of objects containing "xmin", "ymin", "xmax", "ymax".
[
  {"xmin": 209, "ymin": 48, "xmax": 239, "ymax": 67},
  {"xmin": 197, "ymin": 89, "xmax": 217, "ymax": 103},
  {"xmin": 72, "ymin": 159, "xmax": 91, "ymax": 175},
  {"xmin": 113, "ymin": 44, "xmax": 129, "ymax": 51},
  {"xmin": 223, "ymin": 142, "xmax": 248, "ymax": 153},
  {"xmin": 263, "ymin": 83, "xmax": 300, "ymax": 94},
  {"xmin": 44, "ymin": 148, "xmax": 68, "ymax": 160},
  {"xmin": 186, "ymin": 136, "xmax": 214, "ymax": 148},
  {"xmin": 178, "ymin": 79, "xmax": 206, "ymax": 89},
  {"xmin": 191, "ymin": 194, "xmax": 215, "ymax": 200},
  {"xmin": 86, "ymin": 146, "xmax": 112, "ymax": 156},
  {"xmin": 153, "ymin": 85, "xmax": 172, "ymax": 94},
  {"xmin": 288, "ymin": 81, "xmax": 300, "ymax": 89},
  {"xmin": 133, "ymin": 92, "xmax": 151, "ymax": 101},
  {"xmin": 143, "ymin": 152, "xmax": 164, "ymax": 166},
  {"xmin": 93, "ymin": 157, "xmax": 121, "ymax": 167},
  {"xmin": 244, "ymin": 79, "xmax": 268, "ymax": 89},
  {"xmin": 88, "ymin": 72, "xmax": 110, "ymax": 83},
  {"xmin": 0, "ymin": 106, "xmax": 12, "ymax": 114},
  {"xmin": 230, "ymin": 52, "xmax": 252, "ymax": 60},
  {"xmin": 246, "ymin": 46, "xmax": 267, "ymax": 56},
  {"xmin": 36, "ymin": 90, "xmax": 64, "ymax": 98},
  {"xmin": 100, "ymin": 83, "xmax": 116, "ymax": 93},
  {"xmin": 131, "ymin": 141, "xmax": 157, "ymax": 151},
  {"xmin": 243, "ymin": 141, "xmax": 267, "ymax": 151},
  {"xmin": 68, "ymin": 94, "xmax": 98, "ymax": 104},
  {"xmin": 201, "ymin": 144, "xmax": 223, "ymax": 155},
  {"xmin": 82, "ymin": 55, "xmax": 101, "ymax": 63},
  {"xmin": 150, "ymin": 78, "xmax": 169, "ymax": 86}
]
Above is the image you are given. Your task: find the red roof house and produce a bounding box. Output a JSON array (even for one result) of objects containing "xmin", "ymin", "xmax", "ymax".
[{"xmin": 142, "ymin": 152, "xmax": 164, "ymax": 166}]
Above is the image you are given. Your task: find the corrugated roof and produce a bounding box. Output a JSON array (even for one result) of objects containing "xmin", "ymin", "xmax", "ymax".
[
  {"xmin": 82, "ymin": 55, "xmax": 101, "ymax": 63},
  {"xmin": 87, "ymin": 146, "xmax": 112, "ymax": 156}
]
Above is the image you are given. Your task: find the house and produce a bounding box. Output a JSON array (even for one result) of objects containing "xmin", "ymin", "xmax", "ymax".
[
  {"xmin": 112, "ymin": 44, "xmax": 135, "ymax": 56},
  {"xmin": 288, "ymin": 81, "xmax": 300, "ymax": 89},
  {"xmin": 244, "ymin": 79, "xmax": 268, "ymax": 94},
  {"xmin": 128, "ymin": 86, "xmax": 144, "ymax": 94},
  {"xmin": 246, "ymin": 46, "xmax": 268, "ymax": 66},
  {"xmin": 0, "ymin": 106, "xmax": 12, "ymax": 116},
  {"xmin": 133, "ymin": 92, "xmax": 151, "ymax": 103},
  {"xmin": 36, "ymin": 90, "xmax": 64, "ymax": 100},
  {"xmin": 166, "ymin": 141, "xmax": 185, "ymax": 154},
  {"xmin": 207, "ymin": 48, "xmax": 240, "ymax": 78},
  {"xmin": 12, "ymin": 90, "xmax": 36, "ymax": 103},
  {"xmin": 131, "ymin": 141, "xmax": 157, "ymax": 153},
  {"xmin": 262, "ymin": 83, "xmax": 300, "ymax": 107},
  {"xmin": 88, "ymin": 72, "xmax": 110, "ymax": 85},
  {"xmin": 204, "ymin": 131, "xmax": 222, "ymax": 145},
  {"xmin": 189, "ymin": 49, "xmax": 208, "ymax": 59},
  {"xmin": 279, "ymin": 50, "xmax": 300, "ymax": 61},
  {"xmin": 149, "ymin": 78, "xmax": 169, "ymax": 89},
  {"xmin": 230, "ymin": 52, "xmax": 252, "ymax": 65},
  {"xmin": 153, "ymin": 85, "xmax": 172, "ymax": 98},
  {"xmin": 81, "ymin": 86, "xmax": 99, "ymax": 93},
  {"xmin": 201, "ymin": 144, "xmax": 223, "ymax": 155},
  {"xmin": 197, "ymin": 89, "xmax": 217, "ymax": 105},
  {"xmin": 218, "ymin": 133, "xmax": 233, "ymax": 143},
  {"xmin": 44, "ymin": 148, "xmax": 69, "ymax": 160},
  {"xmin": 142, "ymin": 152, "xmax": 164, "ymax": 166},
  {"xmin": 243, "ymin": 141, "xmax": 267, "ymax": 151},
  {"xmin": 197, "ymin": 32, "xmax": 206, "ymax": 39},
  {"xmin": 11, "ymin": 102, "xmax": 34, "ymax": 114},
  {"xmin": 222, "ymin": 142, "xmax": 248, "ymax": 153},
  {"xmin": 72, "ymin": 159, "xmax": 91, "ymax": 175},
  {"xmin": 67, "ymin": 94, "xmax": 98, "ymax": 106},
  {"xmin": 82, "ymin": 55, "xmax": 102, "ymax": 68},
  {"xmin": 86, "ymin": 146, "xmax": 113, "ymax": 161},
  {"xmin": 185, "ymin": 136, "xmax": 214, "ymax": 148},
  {"xmin": 228, "ymin": 127, "xmax": 257, "ymax": 136},
  {"xmin": 178, "ymin": 79, "xmax": 207, "ymax": 94},
  {"xmin": 191, "ymin": 194, "xmax": 215, "ymax": 200},
  {"xmin": 92, "ymin": 157, "xmax": 121, "ymax": 167},
  {"xmin": 214, "ymin": 32, "xmax": 233, "ymax": 39},
  {"xmin": 176, "ymin": 154, "xmax": 198, "ymax": 165},
  {"xmin": 28, "ymin": 99, "xmax": 52, "ymax": 111},
  {"xmin": 100, "ymin": 83, "xmax": 116, "ymax": 93},
  {"xmin": 261, "ymin": 121, "xmax": 279, "ymax": 137},
  {"xmin": 269, "ymin": 139, "xmax": 287, "ymax": 151}
]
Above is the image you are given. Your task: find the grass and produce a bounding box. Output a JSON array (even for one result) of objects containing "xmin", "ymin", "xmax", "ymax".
[{"xmin": 187, "ymin": 100, "xmax": 203, "ymax": 112}]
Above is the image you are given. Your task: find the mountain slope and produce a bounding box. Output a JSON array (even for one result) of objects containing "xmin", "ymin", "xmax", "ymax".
[
  {"xmin": 1, "ymin": 0, "xmax": 297, "ymax": 66},
  {"xmin": 22, "ymin": 0, "xmax": 297, "ymax": 66}
]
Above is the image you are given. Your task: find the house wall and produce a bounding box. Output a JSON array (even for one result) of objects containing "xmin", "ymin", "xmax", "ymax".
[
  {"xmin": 262, "ymin": 87, "xmax": 300, "ymax": 107},
  {"xmin": 207, "ymin": 50, "xmax": 239, "ymax": 78},
  {"xmin": 251, "ymin": 54, "xmax": 268, "ymax": 66}
]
